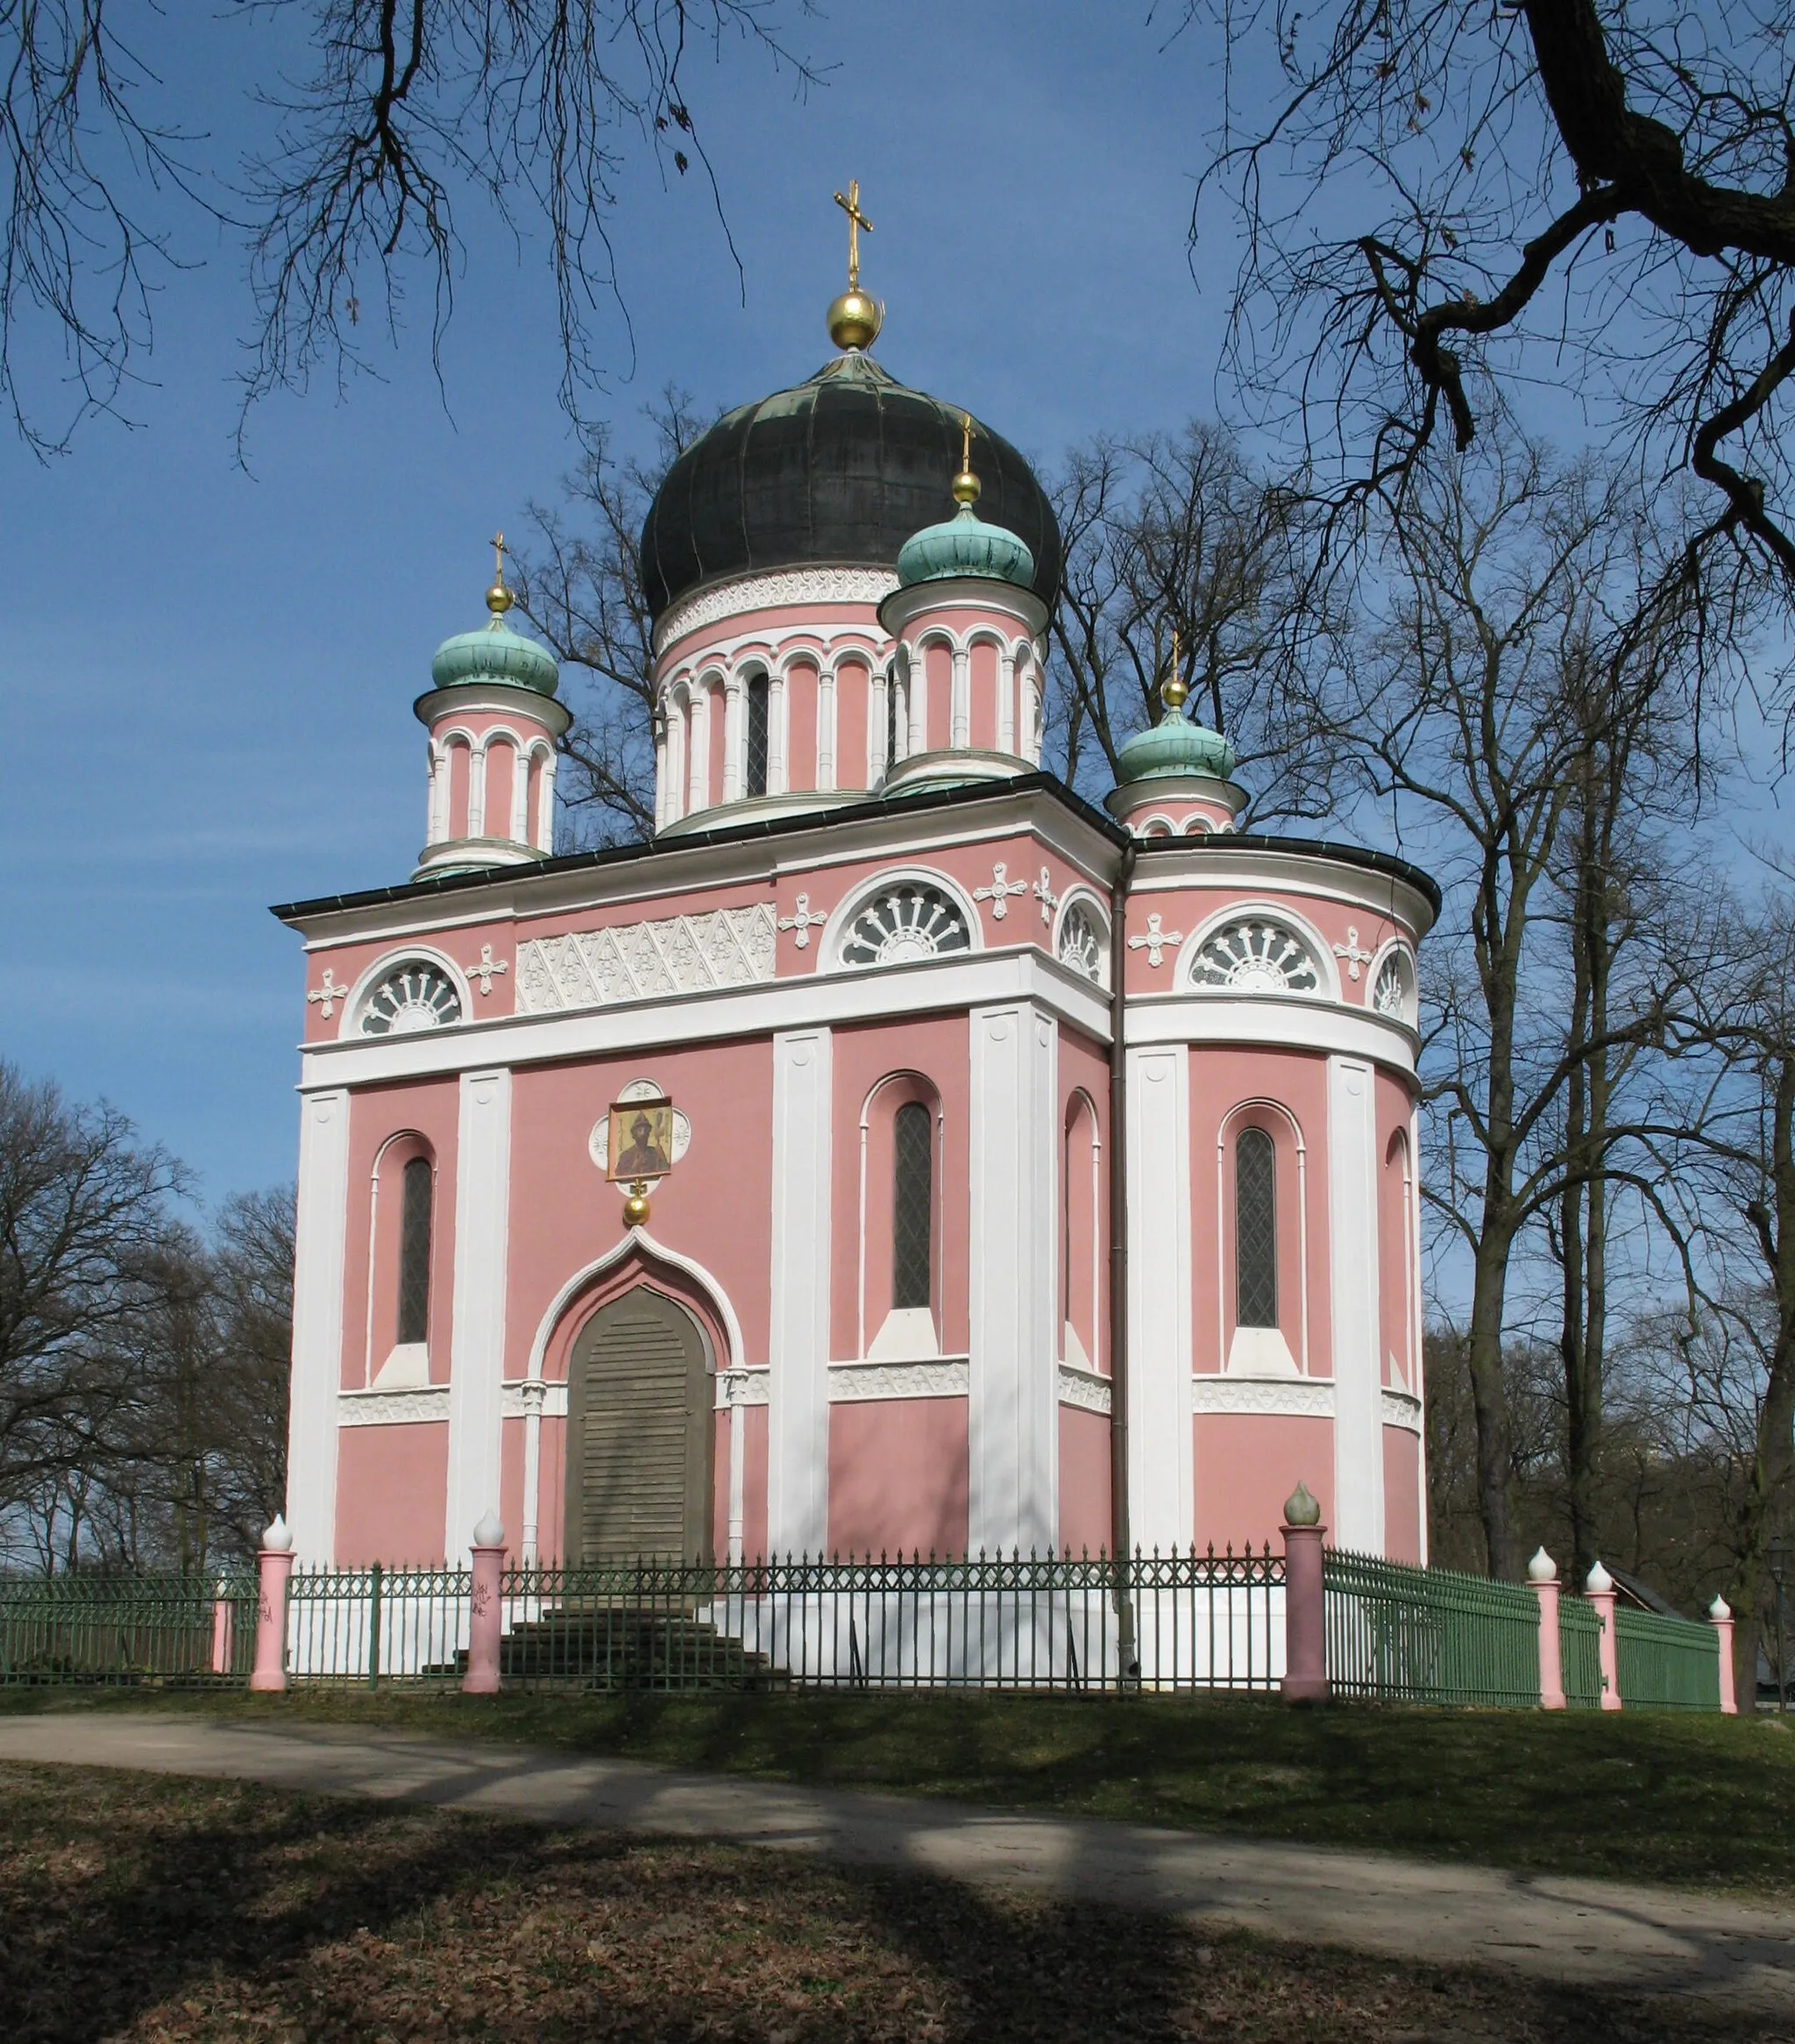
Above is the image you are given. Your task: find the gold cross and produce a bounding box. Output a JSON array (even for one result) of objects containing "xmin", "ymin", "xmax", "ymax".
[
  {"xmin": 490, "ymin": 531, "xmax": 507, "ymax": 582},
  {"xmin": 833, "ymin": 180, "xmax": 873, "ymax": 287}
]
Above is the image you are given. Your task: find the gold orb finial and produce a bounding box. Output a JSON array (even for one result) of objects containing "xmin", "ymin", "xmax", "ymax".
[
  {"xmin": 827, "ymin": 180, "xmax": 882, "ymax": 351},
  {"xmin": 486, "ymin": 531, "xmax": 513, "ymax": 617},
  {"xmin": 1161, "ymin": 625, "xmax": 1188, "ymax": 713},
  {"xmin": 621, "ymin": 1180, "xmax": 652, "ymax": 1229},
  {"xmin": 952, "ymin": 413, "xmax": 981, "ymax": 506}
]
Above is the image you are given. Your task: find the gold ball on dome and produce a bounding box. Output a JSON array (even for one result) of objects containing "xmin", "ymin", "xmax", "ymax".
[
  {"xmin": 827, "ymin": 288, "xmax": 883, "ymax": 351},
  {"xmin": 1160, "ymin": 670, "xmax": 1188, "ymax": 711},
  {"xmin": 622, "ymin": 1188, "xmax": 652, "ymax": 1229},
  {"xmin": 951, "ymin": 465, "xmax": 982, "ymax": 507},
  {"xmin": 486, "ymin": 580, "xmax": 514, "ymax": 616}
]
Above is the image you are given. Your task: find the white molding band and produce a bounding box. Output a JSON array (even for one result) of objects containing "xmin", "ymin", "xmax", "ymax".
[
  {"xmin": 1381, "ymin": 1387, "xmax": 1423, "ymax": 1434},
  {"xmin": 968, "ymin": 1003, "xmax": 1058, "ymax": 1555},
  {"xmin": 1128, "ymin": 1045, "xmax": 1194, "ymax": 1550},
  {"xmin": 829, "ymin": 1359, "xmax": 969, "ymax": 1402},
  {"xmin": 654, "ymin": 566, "xmax": 898, "ymax": 655},
  {"xmin": 1192, "ymin": 1374, "xmax": 1334, "ymax": 1416},
  {"xmin": 443, "ymin": 1068, "xmax": 512, "ymax": 1564},
  {"xmin": 768, "ymin": 1028, "xmax": 833, "ymax": 1553},
  {"xmin": 1057, "ymin": 1363, "xmax": 1112, "ymax": 1415},
  {"xmin": 1328, "ymin": 1055, "xmax": 1384, "ymax": 1552},
  {"xmin": 718, "ymin": 1366, "xmax": 770, "ymax": 1408},
  {"xmin": 340, "ymin": 1387, "xmax": 453, "ymax": 1426},
  {"xmin": 286, "ymin": 1089, "xmax": 351, "ymax": 1565},
  {"xmin": 1125, "ymin": 997, "xmax": 1416, "ymax": 1075}
]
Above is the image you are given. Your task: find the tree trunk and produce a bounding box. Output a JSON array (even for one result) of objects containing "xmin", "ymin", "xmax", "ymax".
[{"xmin": 1466, "ymin": 1223, "xmax": 1518, "ymax": 1578}]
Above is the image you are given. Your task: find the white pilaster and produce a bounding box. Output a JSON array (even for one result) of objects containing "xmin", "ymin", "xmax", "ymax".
[
  {"xmin": 508, "ymin": 745, "xmax": 529, "ymax": 845},
  {"xmin": 286, "ymin": 1088, "xmax": 352, "ymax": 1565},
  {"xmin": 817, "ymin": 665, "xmax": 836, "ymax": 791},
  {"xmin": 1409, "ymin": 1100, "xmax": 1429, "ymax": 1564},
  {"xmin": 950, "ymin": 646, "xmax": 971, "ymax": 749},
  {"xmin": 537, "ymin": 753, "xmax": 557, "ymax": 852},
  {"xmin": 654, "ymin": 719, "xmax": 669, "ymax": 831},
  {"xmin": 723, "ymin": 673, "xmax": 745, "ymax": 802},
  {"xmin": 768, "ymin": 1028, "xmax": 833, "ymax": 1554},
  {"xmin": 869, "ymin": 667, "xmax": 890, "ymax": 782},
  {"xmin": 444, "ymin": 1068, "xmax": 513, "ymax": 1564},
  {"xmin": 769, "ymin": 673, "xmax": 788, "ymax": 795},
  {"xmin": 468, "ymin": 743, "xmax": 487, "ymax": 836},
  {"xmin": 687, "ymin": 686, "xmax": 710, "ymax": 814},
  {"xmin": 908, "ymin": 653, "xmax": 927, "ymax": 757},
  {"xmin": 968, "ymin": 1004, "xmax": 1058, "ymax": 1555},
  {"xmin": 1328, "ymin": 1055, "xmax": 1384, "ymax": 1552},
  {"xmin": 1126, "ymin": 1046, "xmax": 1193, "ymax": 1551},
  {"xmin": 997, "ymin": 649, "xmax": 1016, "ymax": 756}
]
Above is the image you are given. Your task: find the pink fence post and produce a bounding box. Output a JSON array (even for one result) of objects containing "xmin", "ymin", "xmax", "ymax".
[
  {"xmin": 249, "ymin": 1515, "xmax": 294, "ymax": 1693},
  {"xmin": 463, "ymin": 1512, "xmax": 507, "ymax": 1696},
  {"xmin": 1528, "ymin": 1547, "xmax": 1565, "ymax": 1710},
  {"xmin": 1710, "ymin": 1595, "xmax": 1737, "ymax": 1715},
  {"xmin": 1281, "ymin": 1482, "xmax": 1328, "ymax": 1704},
  {"xmin": 1586, "ymin": 1559, "xmax": 1622, "ymax": 1712}
]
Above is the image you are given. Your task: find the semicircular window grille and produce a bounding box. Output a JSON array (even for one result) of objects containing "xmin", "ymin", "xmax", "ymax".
[
  {"xmin": 1373, "ymin": 947, "xmax": 1416, "ymax": 1023},
  {"xmin": 1057, "ymin": 902, "xmax": 1107, "ymax": 985},
  {"xmin": 1191, "ymin": 919, "xmax": 1321, "ymax": 995},
  {"xmin": 360, "ymin": 962, "xmax": 463, "ymax": 1036},
  {"xmin": 840, "ymin": 884, "xmax": 973, "ymax": 969}
]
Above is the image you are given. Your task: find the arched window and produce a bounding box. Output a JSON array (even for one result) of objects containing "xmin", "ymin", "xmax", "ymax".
[
  {"xmin": 892, "ymin": 1101, "xmax": 933, "ymax": 1310},
  {"xmin": 1235, "ymin": 1127, "xmax": 1278, "ymax": 1329},
  {"xmin": 745, "ymin": 674, "xmax": 770, "ymax": 797},
  {"xmin": 397, "ymin": 1156, "xmax": 432, "ymax": 1344}
]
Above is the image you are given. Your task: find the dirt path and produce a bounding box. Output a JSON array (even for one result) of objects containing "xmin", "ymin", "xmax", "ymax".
[{"xmin": 3, "ymin": 1710, "xmax": 1791, "ymax": 2011}]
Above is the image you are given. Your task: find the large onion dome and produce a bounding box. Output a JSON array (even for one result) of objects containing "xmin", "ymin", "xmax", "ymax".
[{"xmin": 639, "ymin": 351, "xmax": 1061, "ymax": 621}]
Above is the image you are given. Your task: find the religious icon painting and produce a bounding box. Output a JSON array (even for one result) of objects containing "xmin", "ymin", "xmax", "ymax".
[{"xmin": 606, "ymin": 1096, "xmax": 676, "ymax": 1182}]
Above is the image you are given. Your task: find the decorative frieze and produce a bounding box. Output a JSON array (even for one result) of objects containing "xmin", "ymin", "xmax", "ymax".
[
  {"xmin": 1191, "ymin": 1375, "xmax": 1335, "ymax": 1417},
  {"xmin": 1381, "ymin": 1387, "xmax": 1423, "ymax": 1433},
  {"xmin": 717, "ymin": 1368, "xmax": 770, "ymax": 1409},
  {"xmin": 515, "ymin": 904, "xmax": 778, "ymax": 1012},
  {"xmin": 339, "ymin": 1387, "xmax": 451, "ymax": 1425},
  {"xmin": 1057, "ymin": 1363, "xmax": 1112, "ymax": 1414},
  {"xmin": 655, "ymin": 566, "xmax": 898, "ymax": 654},
  {"xmin": 827, "ymin": 1359, "xmax": 969, "ymax": 1401}
]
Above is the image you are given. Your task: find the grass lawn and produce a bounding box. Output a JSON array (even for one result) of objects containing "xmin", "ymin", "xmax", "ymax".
[
  {"xmin": 1, "ymin": 1759, "xmax": 1781, "ymax": 2044},
  {"xmin": 4, "ymin": 1684, "xmax": 1793, "ymax": 1897}
]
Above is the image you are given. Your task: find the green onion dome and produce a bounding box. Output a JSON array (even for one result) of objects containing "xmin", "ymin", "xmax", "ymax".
[
  {"xmin": 1113, "ymin": 699, "xmax": 1237, "ymax": 784},
  {"xmin": 429, "ymin": 598, "xmax": 559, "ymax": 698},
  {"xmin": 896, "ymin": 499, "xmax": 1037, "ymax": 590}
]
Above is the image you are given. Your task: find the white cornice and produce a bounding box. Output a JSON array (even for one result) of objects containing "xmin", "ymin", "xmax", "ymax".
[
  {"xmin": 1133, "ymin": 846, "xmax": 1436, "ymax": 939},
  {"xmin": 654, "ymin": 567, "xmax": 898, "ymax": 657},
  {"xmin": 299, "ymin": 947, "xmax": 1113, "ymax": 1088},
  {"xmin": 1126, "ymin": 996, "xmax": 1417, "ymax": 1075}
]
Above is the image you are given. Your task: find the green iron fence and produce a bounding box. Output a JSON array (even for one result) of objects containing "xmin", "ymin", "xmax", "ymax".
[
  {"xmin": 0, "ymin": 1572, "xmax": 258, "ymax": 1686},
  {"xmin": 1323, "ymin": 1548, "xmax": 1541, "ymax": 1706},
  {"xmin": 285, "ymin": 1563, "xmax": 471, "ymax": 1686},
  {"xmin": 1558, "ymin": 1596, "xmax": 1604, "ymax": 1708},
  {"xmin": 1614, "ymin": 1606, "xmax": 1721, "ymax": 1712}
]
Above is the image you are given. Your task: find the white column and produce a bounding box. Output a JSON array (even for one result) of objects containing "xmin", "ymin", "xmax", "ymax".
[
  {"xmin": 723, "ymin": 674, "xmax": 745, "ymax": 803},
  {"xmin": 425, "ymin": 745, "xmax": 441, "ymax": 845},
  {"xmin": 769, "ymin": 673, "xmax": 788, "ymax": 795},
  {"xmin": 687, "ymin": 685, "xmax": 710, "ymax": 815},
  {"xmin": 286, "ymin": 1088, "xmax": 351, "ymax": 1566},
  {"xmin": 1126, "ymin": 1044, "xmax": 1193, "ymax": 1551},
  {"xmin": 654, "ymin": 717, "xmax": 669, "ymax": 831},
  {"xmin": 1329, "ymin": 1055, "xmax": 1384, "ymax": 1552},
  {"xmin": 468, "ymin": 743, "xmax": 487, "ymax": 836},
  {"xmin": 908, "ymin": 650, "xmax": 928, "ymax": 757},
  {"xmin": 1409, "ymin": 1101, "xmax": 1429, "ymax": 1564},
  {"xmin": 767, "ymin": 1028, "xmax": 833, "ymax": 1555},
  {"xmin": 508, "ymin": 744, "xmax": 529, "ymax": 845},
  {"xmin": 668, "ymin": 704, "xmax": 686, "ymax": 823},
  {"xmin": 444, "ymin": 1068, "xmax": 513, "ymax": 1565},
  {"xmin": 968, "ymin": 1004, "xmax": 1059, "ymax": 1556},
  {"xmin": 537, "ymin": 753, "xmax": 557, "ymax": 852},
  {"xmin": 950, "ymin": 644, "xmax": 971, "ymax": 749},
  {"xmin": 869, "ymin": 667, "xmax": 890, "ymax": 783},
  {"xmin": 818, "ymin": 666, "xmax": 837, "ymax": 791},
  {"xmin": 997, "ymin": 649, "xmax": 1017, "ymax": 756}
]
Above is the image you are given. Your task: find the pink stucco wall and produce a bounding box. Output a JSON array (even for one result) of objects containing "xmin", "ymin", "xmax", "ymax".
[
  {"xmin": 336, "ymin": 1422, "xmax": 448, "ymax": 1565},
  {"xmin": 1383, "ymin": 1425, "xmax": 1423, "ymax": 1564},
  {"xmin": 1058, "ymin": 1405, "xmax": 1112, "ymax": 1556},
  {"xmin": 338, "ymin": 1078, "xmax": 460, "ymax": 1390},
  {"xmin": 786, "ymin": 660, "xmax": 819, "ymax": 792},
  {"xmin": 828, "ymin": 1397, "xmax": 969, "ymax": 1556},
  {"xmin": 1194, "ymin": 1412, "xmax": 1334, "ymax": 1552}
]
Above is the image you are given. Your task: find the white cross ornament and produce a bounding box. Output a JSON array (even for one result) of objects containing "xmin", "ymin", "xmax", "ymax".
[
  {"xmin": 1033, "ymin": 866, "xmax": 1059, "ymax": 925},
  {"xmin": 468, "ymin": 944, "xmax": 508, "ymax": 995},
  {"xmin": 307, "ymin": 968, "xmax": 351, "ymax": 1019},
  {"xmin": 1127, "ymin": 912, "xmax": 1184, "ymax": 969},
  {"xmin": 1333, "ymin": 925, "xmax": 1374, "ymax": 981},
  {"xmin": 974, "ymin": 862, "xmax": 1029, "ymax": 920},
  {"xmin": 777, "ymin": 892, "xmax": 828, "ymax": 949}
]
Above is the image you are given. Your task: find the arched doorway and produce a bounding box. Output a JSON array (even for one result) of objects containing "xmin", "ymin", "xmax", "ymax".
[{"xmin": 564, "ymin": 1287, "xmax": 713, "ymax": 1562}]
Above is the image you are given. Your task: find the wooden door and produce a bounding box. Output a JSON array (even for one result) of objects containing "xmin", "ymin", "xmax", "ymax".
[{"xmin": 564, "ymin": 1288, "xmax": 712, "ymax": 1562}]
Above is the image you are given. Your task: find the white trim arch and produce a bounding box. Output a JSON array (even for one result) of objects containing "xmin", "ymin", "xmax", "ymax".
[
  {"xmin": 521, "ymin": 1228, "xmax": 747, "ymax": 1383},
  {"xmin": 337, "ymin": 944, "xmax": 473, "ymax": 1042},
  {"xmin": 818, "ymin": 865, "xmax": 986, "ymax": 973},
  {"xmin": 1178, "ymin": 899, "xmax": 1344, "ymax": 1001},
  {"xmin": 1215, "ymin": 1096, "xmax": 1310, "ymax": 1376}
]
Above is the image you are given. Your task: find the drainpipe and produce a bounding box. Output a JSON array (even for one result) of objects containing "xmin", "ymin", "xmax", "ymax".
[{"xmin": 1108, "ymin": 840, "xmax": 1138, "ymax": 1684}]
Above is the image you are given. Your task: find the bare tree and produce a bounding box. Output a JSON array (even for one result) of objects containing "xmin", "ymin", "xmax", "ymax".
[
  {"xmin": 0, "ymin": 1061, "xmax": 187, "ymax": 1511},
  {"xmin": 1173, "ymin": 0, "xmax": 1795, "ymax": 628},
  {"xmin": 2, "ymin": 4, "xmax": 817, "ymax": 456},
  {"xmin": 1046, "ymin": 422, "xmax": 1332, "ymax": 818},
  {"xmin": 514, "ymin": 392, "xmax": 711, "ymax": 848}
]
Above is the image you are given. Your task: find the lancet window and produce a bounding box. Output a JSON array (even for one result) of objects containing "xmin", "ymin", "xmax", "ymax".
[
  {"xmin": 745, "ymin": 674, "xmax": 770, "ymax": 798},
  {"xmin": 1235, "ymin": 1127, "xmax": 1278, "ymax": 1330},
  {"xmin": 892, "ymin": 1102, "xmax": 933, "ymax": 1311},
  {"xmin": 397, "ymin": 1157, "xmax": 432, "ymax": 1345}
]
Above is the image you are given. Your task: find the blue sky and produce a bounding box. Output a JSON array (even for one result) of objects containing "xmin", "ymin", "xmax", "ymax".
[{"xmin": 3, "ymin": 4, "xmax": 1247, "ymax": 1210}]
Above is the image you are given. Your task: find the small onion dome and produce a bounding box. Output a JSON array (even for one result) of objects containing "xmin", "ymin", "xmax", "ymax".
[
  {"xmin": 429, "ymin": 581, "xmax": 559, "ymax": 697},
  {"xmin": 1113, "ymin": 688, "xmax": 1237, "ymax": 785},
  {"xmin": 897, "ymin": 499, "xmax": 1036, "ymax": 590}
]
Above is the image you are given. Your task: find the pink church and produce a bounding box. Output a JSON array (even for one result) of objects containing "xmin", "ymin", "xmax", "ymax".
[{"xmin": 273, "ymin": 290, "xmax": 1437, "ymax": 1579}]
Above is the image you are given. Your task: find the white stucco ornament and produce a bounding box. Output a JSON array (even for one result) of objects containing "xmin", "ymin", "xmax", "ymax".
[
  {"xmin": 1586, "ymin": 1558, "xmax": 1614, "ymax": 1593},
  {"xmin": 261, "ymin": 1514, "xmax": 293, "ymax": 1553},
  {"xmin": 472, "ymin": 1510, "xmax": 506, "ymax": 1550},
  {"xmin": 1526, "ymin": 1546, "xmax": 1557, "ymax": 1583},
  {"xmin": 1710, "ymin": 1594, "xmax": 1731, "ymax": 1621},
  {"xmin": 589, "ymin": 1077, "xmax": 692, "ymax": 1177}
]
